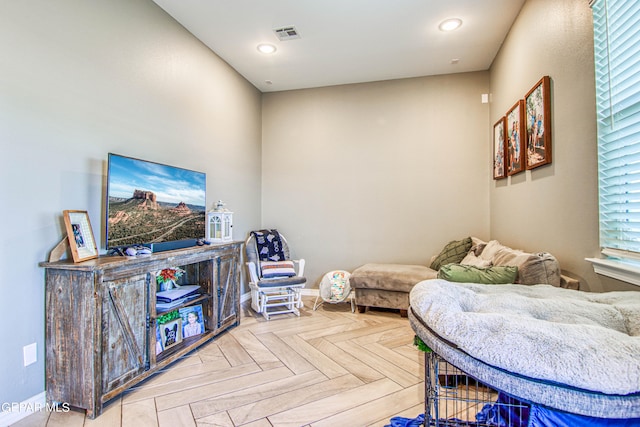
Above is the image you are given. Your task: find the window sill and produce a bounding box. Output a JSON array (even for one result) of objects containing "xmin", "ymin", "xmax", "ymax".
[{"xmin": 586, "ymin": 257, "xmax": 640, "ymax": 288}]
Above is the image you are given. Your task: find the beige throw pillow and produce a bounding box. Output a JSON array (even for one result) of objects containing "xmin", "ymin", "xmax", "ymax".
[
  {"xmin": 460, "ymin": 251, "xmax": 493, "ymax": 268},
  {"xmin": 478, "ymin": 240, "xmax": 561, "ymax": 286}
]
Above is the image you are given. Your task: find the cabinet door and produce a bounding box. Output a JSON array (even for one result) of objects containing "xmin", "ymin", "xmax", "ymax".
[
  {"xmin": 216, "ymin": 252, "xmax": 239, "ymax": 332},
  {"xmin": 102, "ymin": 273, "xmax": 149, "ymax": 393}
]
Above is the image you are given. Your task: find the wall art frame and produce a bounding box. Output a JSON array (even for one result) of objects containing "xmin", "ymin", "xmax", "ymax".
[
  {"xmin": 525, "ymin": 76, "xmax": 552, "ymax": 169},
  {"xmin": 63, "ymin": 210, "xmax": 98, "ymax": 263},
  {"xmin": 506, "ymin": 100, "xmax": 526, "ymax": 176},
  {"xmin": 493, "ymin": 117, "xmax": 507, "ymax": 180}
]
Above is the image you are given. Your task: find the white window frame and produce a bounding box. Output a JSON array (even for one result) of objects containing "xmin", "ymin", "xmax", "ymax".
[{"xmin": 587, "ymin": 0, "xmax": 640, "ymax": 286}]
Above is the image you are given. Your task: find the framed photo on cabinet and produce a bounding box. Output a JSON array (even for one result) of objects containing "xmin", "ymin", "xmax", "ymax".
[
  {"xmin": 63, "ymin": 210, "xmax": 98, "ymax": 263},
  {"xmin": 179, "ymin": 305, "xmax": 205, "ymax": 338},
  {"xmin": 525, "ymin": 76, "xmax": 552, "ymax": 169},
  {"xmin": 493, "ymin": 117, "xmax": 507, "ymax": 180},
  {"xmin": 506, "ymin": 100, "xmax": 525, "ymax": 176},
  {"xmin": 159, "ymin": 318, "xmax": 182, "ymax": 350}
]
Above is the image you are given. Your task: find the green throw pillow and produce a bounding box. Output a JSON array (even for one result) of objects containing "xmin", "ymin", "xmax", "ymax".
[
  {"xmin": 438, "ymin": 263, "xmax": 518, "ymax": 284},
  {"xmin": 430, "ymin": 237, "xmax": 473, "ymax": 271}
]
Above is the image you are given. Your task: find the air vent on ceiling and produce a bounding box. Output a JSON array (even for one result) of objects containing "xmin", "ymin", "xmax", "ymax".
[{"xmin": 273, "ymin": 26, "xmax": 301, "ymax": 41}]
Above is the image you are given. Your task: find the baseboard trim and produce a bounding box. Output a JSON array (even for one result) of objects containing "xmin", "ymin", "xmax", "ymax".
[
  {"xmin": 241, "ymin": 291, "xmax": 251, "ymax": 303},
  {"xmin": 301, "ymin": 288, "xmax": 319, "ymax": 297},
  {"xmin": 0, "ymin": 391, "xmax": 47, "ymax": 426}
]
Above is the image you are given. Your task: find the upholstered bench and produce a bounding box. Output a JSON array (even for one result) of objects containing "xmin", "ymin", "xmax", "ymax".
[
  {"xmin": 350, "ymin": 237, "xmax": 579, "ymax": 317},
  {"xmin": 350, "ymin": 263, "xmax": 437, "ymax": 317}
]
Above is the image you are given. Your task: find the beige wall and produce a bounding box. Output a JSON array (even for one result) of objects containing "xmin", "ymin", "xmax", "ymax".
[
  {"xmin": 0, "ymin": 0, "xmax": 262, "ymax": 404},
  {"xmin": 488, "ymin": 0, "xmax": 623, "ymax": 291},
  {"xmin": 262, "ymin": 0, "xmax": 637, "ymax": 292},
  {"xmin": 262, "ymin": 73, "xmax": 491, "ymax": 286},
  {"xmin": 4, "ymin": 0, "xmax": 635, "ymax": 412}
]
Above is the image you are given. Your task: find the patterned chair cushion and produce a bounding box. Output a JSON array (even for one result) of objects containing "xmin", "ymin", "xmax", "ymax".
[{"xmin": 260, "ymin": 260, "xmax": 296, "ymax": 278}]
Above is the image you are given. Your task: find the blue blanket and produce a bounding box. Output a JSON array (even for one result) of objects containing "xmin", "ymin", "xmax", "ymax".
[
  {"xmin": 387, "ymin": 393, "xmax": 640, "ymax": 427},
  {"xmin": 251, "ymin": 229, "xmax": 286, "ymax": 262}
]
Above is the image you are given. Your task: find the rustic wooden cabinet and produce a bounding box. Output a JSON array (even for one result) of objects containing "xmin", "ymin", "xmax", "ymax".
[{"xmin": 40, "ymin": 242, "xmax": 242, "ymax": 418}]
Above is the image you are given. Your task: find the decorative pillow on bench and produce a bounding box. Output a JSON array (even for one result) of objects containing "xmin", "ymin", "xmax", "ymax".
[
  {"xmin": 477, "ymin": 240, "xmax": 561, "ymax": 286},
  {"xmin": 430, "ymin": 237, "xmax": 473, "ymax": 271},
  {"xmin": 261, "ymin": 260, "xmax": 296, "ymax": 278},
  {"xmin": 438, "ymin": 263, "xmax": 518, "ymax": 284},
  {"xmin": 460, "ymin": 250, "xmax": 492, "ymax": 268}
]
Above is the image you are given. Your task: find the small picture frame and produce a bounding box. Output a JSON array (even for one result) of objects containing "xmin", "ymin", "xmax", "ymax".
[
  {"xmin": 159, "ymin": 318, "xmax": 182, "ymax": 350},
  {"xmin": 506, "ymin": 100, "xmax": 525, "ymax": 176},
  {"xmin": 63, "ymin": 210, "xmax": 98, "ymax": 263},
  {"xmin": 155, "ymin": 324, "xmax": 163, "ymax": 355},
  {"xmin": 525, "ymin": 76, "xmax": 552, "ymax": 169},
  {"xmin": 493, "ymin": 117, "xmax": 507, "ymax": 180},
  {"xmin": 179, "ymin": 305, "xmax": 205, "ymax": 338}
]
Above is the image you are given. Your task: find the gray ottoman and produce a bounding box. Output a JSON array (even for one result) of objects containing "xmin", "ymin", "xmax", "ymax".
[{"xmin": 350, "ymin": 263, "xmax": 437, "ymax": 317}]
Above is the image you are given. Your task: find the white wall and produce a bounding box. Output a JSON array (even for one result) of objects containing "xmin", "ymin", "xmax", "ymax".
[
  {"xmin": 0, "ymin": 0, "xmax": 262, "ymax": 405},
  {"xmin": 262, "ymin": 73, "xmax": 491, "ymax": 287},
  {"xmin": 489, "ymin": 0, "xmax": 632, "ymax": 291}
]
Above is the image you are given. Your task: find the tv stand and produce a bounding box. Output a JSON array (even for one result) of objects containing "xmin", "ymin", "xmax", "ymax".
[{"xmin": 39, "ymin": 242, "xmax": 241, "ymax": 418}]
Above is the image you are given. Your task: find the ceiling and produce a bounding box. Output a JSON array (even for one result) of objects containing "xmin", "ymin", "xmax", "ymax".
[{"xmin": 151, "ymin": 0, "xmax": 526, "ymax": 93}]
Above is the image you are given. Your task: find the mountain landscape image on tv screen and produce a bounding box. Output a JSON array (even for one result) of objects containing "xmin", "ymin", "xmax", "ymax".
[{"xmin": 107, "ymin": 154, "xmax": 206, "ymax": 249}]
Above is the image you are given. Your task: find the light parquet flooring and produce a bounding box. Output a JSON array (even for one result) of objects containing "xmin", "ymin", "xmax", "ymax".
[{"xmin": 13, "ymin": 297, "xmax": 426, "ymax": 427}]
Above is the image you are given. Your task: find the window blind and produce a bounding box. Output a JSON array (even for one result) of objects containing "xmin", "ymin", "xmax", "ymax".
[{"xmin": 592, "ymin": 0, "xmax": 640, "ymax": 255}]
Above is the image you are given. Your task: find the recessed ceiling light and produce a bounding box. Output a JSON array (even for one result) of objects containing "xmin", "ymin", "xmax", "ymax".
[
  {"xmin": 439, "ymin": 18, "xmax": 462, "ymax": 32},
  {"xmin": 257, "ymin": 43, "xmax": 277, "ymax": 54}
]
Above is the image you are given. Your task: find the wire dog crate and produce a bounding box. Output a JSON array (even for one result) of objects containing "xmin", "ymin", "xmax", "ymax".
[{"xmin": 424, "ymin": 351, "xmax": 530, "ymax": 427}]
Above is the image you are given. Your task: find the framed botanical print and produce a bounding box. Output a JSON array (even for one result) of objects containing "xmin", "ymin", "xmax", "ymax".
[
  {"xmin": 493, "ymin": 117, "xmax": 507, "ymax": 180},
  {"xmin": 525, "ymin": 76, "xmax": 552, "ymax": 169},
  {"xmin": 506, "ymin": 100, "xmax": 525, "ymax": 176}
]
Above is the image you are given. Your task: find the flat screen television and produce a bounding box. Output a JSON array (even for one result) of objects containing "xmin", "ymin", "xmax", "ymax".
[{"xmin": 106, "ymin": 153, "xmax": 206, "ymax": 252}]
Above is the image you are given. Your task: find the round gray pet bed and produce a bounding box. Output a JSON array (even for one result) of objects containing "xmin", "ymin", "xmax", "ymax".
[{"xmin": 409, "ymin": 279, "xmax": 640, "ymax": 419}]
